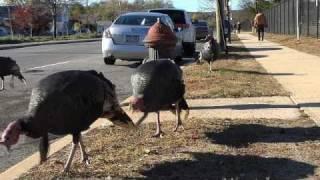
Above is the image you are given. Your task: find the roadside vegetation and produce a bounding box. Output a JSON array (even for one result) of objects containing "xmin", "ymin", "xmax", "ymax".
[
  {"xmin": 1, "ymin": 0, "xmax": 175, "ymax": 40},
  {"xmin": 0, "ymin": 33, "xmax": 100, "ymax": 44}
]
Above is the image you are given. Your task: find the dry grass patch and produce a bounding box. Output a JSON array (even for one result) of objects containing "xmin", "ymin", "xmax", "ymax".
[
  {"xmin": 184, "ymin": 44, "xmax": 289, "ymax": 99},
  {"xmin": 20, "ymin": 115, "xmax": 320, "ymax": 179},
  {"xmin": 263, "ymin": 33, "xmax": 320, "ymax": 57}
]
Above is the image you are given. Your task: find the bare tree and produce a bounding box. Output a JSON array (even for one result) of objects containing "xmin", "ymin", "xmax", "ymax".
[
  {"xmin": 240, "ymin": 0, "xmax": 280, "ymax": 15},
  {"xmin": 199, "ymin": 0, "xmax": 215, "ymax": 12}
]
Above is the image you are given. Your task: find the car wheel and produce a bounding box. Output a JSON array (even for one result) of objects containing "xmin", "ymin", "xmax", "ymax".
[
  {"xmin": 183, "ymin": 43, "xmax": 196, "ymax": 57},
  {"xmin": 104, "ymin": 56, "xmax": 116, "ymax": 65},
  {"xmin": 174, "ymin": 56, "xmax": 183, "ymax": 64}
]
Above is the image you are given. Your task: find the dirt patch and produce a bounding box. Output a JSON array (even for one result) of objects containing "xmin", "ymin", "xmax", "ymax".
[
  {"xmin": 262, "ymin": 33, "xmax": 320, "ymax": 57},
  {"xmin": 20, "ymin": 114, "xmax": 320, "ymax": 179},
  {"xmin": 184, "ymin": 42, "xmax": 289, "ymax": 99}
]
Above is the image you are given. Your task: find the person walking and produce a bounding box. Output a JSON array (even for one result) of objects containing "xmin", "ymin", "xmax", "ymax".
[
  {"xmin": 254, "ymin": 11, "xmax": 268, "ymax": 41},
  {"xmin": 236, "ymin": 21, "xmax": 241, "ymax": 34}
]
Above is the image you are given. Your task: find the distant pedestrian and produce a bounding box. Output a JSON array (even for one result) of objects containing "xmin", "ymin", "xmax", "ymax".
[
  {"xmin": 233, "ymin": 23, "xmax": 237, "ymax": 33},
  {"xmin": 224, "ymin": 20, "xmax": 231, "ymax": 43},
  {"xmin": 254, "ymin": 11, "xmax": 268, "ymax": 41},
  {"xmin": 236, "ymin": 21, "xmax": 241, "ymax": 34}
]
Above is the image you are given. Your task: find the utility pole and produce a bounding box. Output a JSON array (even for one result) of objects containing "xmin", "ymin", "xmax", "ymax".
[
  {"xmin": 316, "ymin": 0, "xmax": 319, "ymax": 39},
  {"xmin": 216, "ymin": 0, "xmax": 226, "ymax": 52},
  {"xmin": 296, "ymin": 0, "xmax": 300, "ymax": 40},
  {"xmin": 226, "ymin": 0, "xmax": 231, "ymax": 44},
  {"xmin": 216, "ymin": 0, "xmax": 221, "ymax": 45}
]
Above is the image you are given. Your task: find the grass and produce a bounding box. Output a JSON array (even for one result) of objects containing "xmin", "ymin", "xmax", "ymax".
[
  {"xmin": 184, "ymin": 40, "xmax": 289, "ymax": 99},
  {"xmin": 0, "ymin": 33, "xmax": 100, "ymax": 44},
  {"xmin": 20, "ymin": 114, "xmax": 320, "ymax": 179},
  {"xmin": 260, "ymin": 33, "xmax": 320, "ymax": 57}
]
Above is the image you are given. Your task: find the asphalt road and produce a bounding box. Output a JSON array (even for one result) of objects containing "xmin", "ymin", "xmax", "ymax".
[
  {"xmin": 0, "ymin": 41, "xmax": 197, "ymax": 173},
  {"xmin": 0, "ymin": 41, "xmax": 144, "ymax": 173}
]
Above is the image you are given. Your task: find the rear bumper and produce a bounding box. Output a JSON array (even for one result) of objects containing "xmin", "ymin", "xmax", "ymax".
[{"xmin": 102, "ymin": 38, "xmax": 148, "ymax": 60}]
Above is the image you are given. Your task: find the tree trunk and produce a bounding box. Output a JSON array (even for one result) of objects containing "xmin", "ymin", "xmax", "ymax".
[
  {"xmin": 30, "ymin": 24, "xmax": 33, "ymax": 37},
  {"xmin": 52, "ymin": 3, "xmax": 57, "ymax": 39}
]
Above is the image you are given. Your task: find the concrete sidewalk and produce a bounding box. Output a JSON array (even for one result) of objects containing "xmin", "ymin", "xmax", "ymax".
[{"xmin": 238, "ymin": 33, "xmax": 320, "ymax": 125}]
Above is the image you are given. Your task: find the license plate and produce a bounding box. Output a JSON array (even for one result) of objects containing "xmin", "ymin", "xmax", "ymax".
[{"xmin": 126, "ymin": 35, "xmax": 139, "ymax": 43}]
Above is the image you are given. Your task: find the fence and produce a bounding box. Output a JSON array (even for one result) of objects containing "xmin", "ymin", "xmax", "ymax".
[{"xmin": 264, "ymin": 0, "xmax": 320, "ymax": 39}]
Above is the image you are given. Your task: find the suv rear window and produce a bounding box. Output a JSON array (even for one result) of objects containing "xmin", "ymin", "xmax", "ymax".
[{"xmin": 149, "ymin": 10, "xmax": 186, "ymax": 24}]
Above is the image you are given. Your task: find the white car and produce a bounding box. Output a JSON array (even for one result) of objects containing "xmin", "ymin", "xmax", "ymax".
[
  {"xmin": 102, "ymin": 12, "xmax": 183, "ymax": 65},
  {"xmin": 149, "ymin": 8, "xmax": 196, "ymax": 57}
]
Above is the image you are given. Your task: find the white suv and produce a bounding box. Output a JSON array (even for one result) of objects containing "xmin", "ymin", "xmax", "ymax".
[{"xmin": 149, "ymin": 8, "xmax": 196, "ymax": 56}]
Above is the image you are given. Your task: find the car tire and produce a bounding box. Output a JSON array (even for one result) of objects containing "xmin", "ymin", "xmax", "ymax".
[
  {"xmin": 183, "ymin": 42, "xmax": 196, "ymax": 57},
  {"xmin": 174, "ymin": 56, "xmax": 183, "ymax": 64},
  {"xmin": 104, "ymin": 56, "xmax": 116, "ymax": 65}
]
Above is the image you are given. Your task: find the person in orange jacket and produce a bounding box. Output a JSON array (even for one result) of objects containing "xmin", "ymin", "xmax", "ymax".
[{"xmin": 254, "ymin": 11, "xmax": 268, "ymax": 41}]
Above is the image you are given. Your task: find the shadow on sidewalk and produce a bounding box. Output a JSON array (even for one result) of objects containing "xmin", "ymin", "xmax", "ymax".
[
  {"xmin": 299, "ymin": 103, "xmax": 320, "ymax": 108},
  {"xmin": 214, "ymin": 68, "xmax": 296, "ymax": 76},
  {"xmin": 140, "ymin": 152, "xmax": 315, "ymax": 179},
  {"xmin": 223, "ymin": 54, "xmax": 268, "ymax": 60},
  {"xmin": 230, "ymin": 46, "xmax": 282, "ymax": 52},
  {"xmin": 190, "ymin": 103, "xmax": 298, "ymax": 110},
  {"xmin": 206, "ymin": 124, "xmax": 320, "ymax": 147},
  {"xmin": 246, "ymin": 47, "xmax": 283, "ymax": 52}
]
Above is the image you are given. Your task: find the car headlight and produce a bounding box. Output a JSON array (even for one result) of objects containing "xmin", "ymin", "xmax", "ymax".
[{"xmin": 103, "ymin": 29, "xmax": 112, "ymax": 38}]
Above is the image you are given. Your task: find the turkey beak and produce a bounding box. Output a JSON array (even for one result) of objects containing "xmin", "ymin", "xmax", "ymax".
[{"xmin": 109, "ymin": 108, "xmax": 135, "ymax": 129}]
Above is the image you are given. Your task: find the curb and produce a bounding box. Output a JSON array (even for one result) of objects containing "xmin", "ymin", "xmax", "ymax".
[
  {"xmin": 0, "ymin": 38, "xmax": 101, "ymax": 50},
  {"xmin": 289, "ymin": 95, "xmax": 320, "ymax": 126}
]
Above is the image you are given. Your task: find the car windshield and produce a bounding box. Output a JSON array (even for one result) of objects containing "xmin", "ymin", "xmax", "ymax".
[
  {"xmin": 150, "ymin": 10, "xmax": 186, "ymax": 24},
  {"xmin": 114, "ymin": 15, "xmax": 159, "ymax": 26}
]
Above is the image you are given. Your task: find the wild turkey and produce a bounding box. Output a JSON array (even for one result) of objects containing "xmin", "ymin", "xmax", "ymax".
[
  {"xmin": 128, "ymin": 60, "xmax": 189, "ymax": 137},
  {"xmin": 0, "ymin": 70, "xmax": 135, "ymax": 172},
  {"xmin": 199, "ymin": 35, "xmax": 219, "ymax": 71},
  {"xmin": 0, "ymin": 56, "xmax": 26, "ymax": 91}
]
